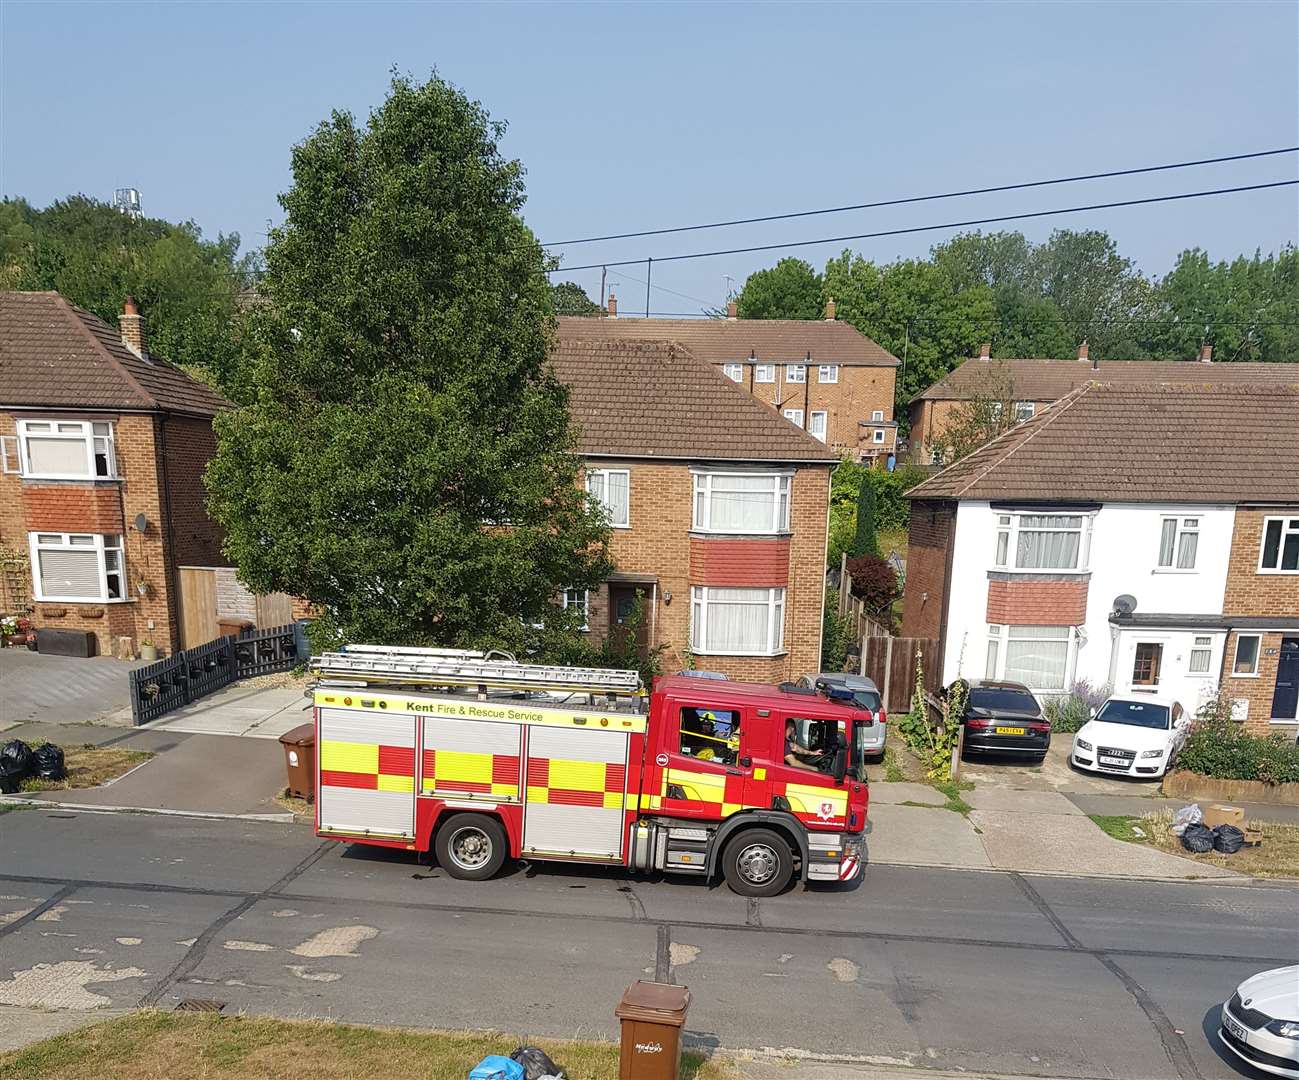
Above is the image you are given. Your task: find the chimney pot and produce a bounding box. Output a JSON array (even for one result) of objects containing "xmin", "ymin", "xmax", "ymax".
[
  {"xmin": 726, "ymin": 300, "xmax": 738, "ymax": 320},
  {"xmin": 119, "ymin": 296, "xmax": 145, "ymax": 355},
  {"xmin": 1199, "ymin": 343, "xmax": 1213, "ymax": 363},
  {"xmin": 825, "ymin": 298, "xmax": 836, "ymax": 321},
  {"xmin": 607, "ymin": 293, "xmax": 617, "ymax": 319},
  {"xmin": 978, "ymin": 343, "xmax": 991, "ymax": 360}
]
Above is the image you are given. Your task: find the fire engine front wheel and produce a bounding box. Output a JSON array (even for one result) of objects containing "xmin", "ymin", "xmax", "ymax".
[
  {"xmin": 721, "ymin": 828, "xmax": 794, "ymax": 897},
  {"xmin": 435, "ymin": 814, "xmax": 507, "ymax": 881}
]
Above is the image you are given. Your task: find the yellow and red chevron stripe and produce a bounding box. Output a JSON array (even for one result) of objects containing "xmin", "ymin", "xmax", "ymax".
[
  {"xmin": 526, "ymin": 757, "xmax": 626, "ymax": 809},
  {"xmin": 421, "ymin": 749, "xmax": 521, "ymax": 800},
  {"xmin": 320, "ymin": 741, "xmax": 415, "ymax": 793}
]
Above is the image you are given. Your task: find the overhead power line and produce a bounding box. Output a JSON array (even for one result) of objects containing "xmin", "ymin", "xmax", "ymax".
[
  {"xmin": 541, "ymin": 146, "xmax": 1299, "ymax": 248},
  {"xmin": 543, "ymin": 179, "xmax": 1299, "ymax": 274}
]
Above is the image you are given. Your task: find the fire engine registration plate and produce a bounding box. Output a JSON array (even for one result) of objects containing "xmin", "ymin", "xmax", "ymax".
[{"xmin": 995, "ymin": 726, "xmax": 1026, "ymax": 736}]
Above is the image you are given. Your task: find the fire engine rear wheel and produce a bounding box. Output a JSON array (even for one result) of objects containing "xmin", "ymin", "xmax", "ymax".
[
  {"xmin": 435, "ymin": 814, "xmax": 507, "ymax": 881},
  {"xmin": 721, "ymin": 828, "xmax": 794, "ymax": 897}
]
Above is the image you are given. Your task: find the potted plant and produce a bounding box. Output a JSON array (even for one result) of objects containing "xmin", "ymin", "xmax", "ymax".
[
  {"xmin": 0, "ymin": 616, "xmax": 19, "ymax": 647},
  {"xmin": 139, "ymin": 638, "xmax": 159, "ymax": 661}
]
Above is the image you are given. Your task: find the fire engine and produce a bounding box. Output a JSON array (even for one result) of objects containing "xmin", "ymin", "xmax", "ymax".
[{"xmin": 310, "ymin": 646, "xmax": 871, "ymax": 896}]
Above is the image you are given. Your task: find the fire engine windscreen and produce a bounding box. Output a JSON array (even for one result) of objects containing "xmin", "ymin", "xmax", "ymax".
[{"xmin": 679, "ymin": 707, "xmax": 741, "ymax": 765}]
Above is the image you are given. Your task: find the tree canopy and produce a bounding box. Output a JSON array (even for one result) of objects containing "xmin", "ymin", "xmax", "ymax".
[
  {"xmin": 551, "ymin": 280, "xmax": 600, "ymax": 316},
  {"xmin": 205, "ymin": 72, "xmax": 612, "ymax": 650},
  {"xmin": 737, "ymin": 257, "xmax": 823, "ymax": 319},
  {"xmin": 0, "ymin": 195, "xmax": 248, "ymax": 383}
]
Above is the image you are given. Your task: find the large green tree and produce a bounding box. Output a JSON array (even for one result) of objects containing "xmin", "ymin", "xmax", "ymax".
[
  {"xmin": 550, "ymin": 280, "xmax": 600, "ymax": 316},
  {"xmin": 0, "ymin": 195, "xmax": 247, "ymax": 382},
  {"xmin": 736, "ymin": 257, "xmax": 824, "ymax": 319},
  {"xmin": 206, "ymin": 72, "xmax": 612, "ymax": 649}
]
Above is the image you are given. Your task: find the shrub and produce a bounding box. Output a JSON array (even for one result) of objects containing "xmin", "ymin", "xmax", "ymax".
[
  {"xmin": 1178, "ymin": 704, "xmax": 1299, "ymax": 785},
  {"xmin": 844, "ymin": 555, "xmax": 900, "ymax": 615},
  {"xmin": 1044, "ymin": 679, "xmax": 1111, "ymax": 733},
  {"xmin": 867, "ymin": 464, "xmax": 931, "ymax": 533},
  {"xmin": 821, "ymin": 589, "xmax": 855, "ymax": 672}
]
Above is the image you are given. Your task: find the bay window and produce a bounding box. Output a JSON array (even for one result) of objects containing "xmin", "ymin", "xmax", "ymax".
[
  {"xmin": 586, "ymin": 469, "xmax": 630, "ymax": 528},
  {"xmin": 994, "ymin": 513, "xmax": 1089, "ymax": 571},
  {"xmin": 692, "ymin": 472, "xmax": 791, "ymax": 534},
  {"xmin": 1003, "ymin": 625, "xmax": 1072, "ymax": 691},
  {"xmin": 690, "ymin": 586, "xmax": 785, "ymax": 655},
  {"xmin": 1157, "ymin": 517, "xmax": 1199, "ymax": 570},
  {"xmin": 29, "ymin": 532, "xmax": 126, "ymax": 602},
  {"xmin": 16, "ymin": 420, "xmax": 116, "ymax": 479}
]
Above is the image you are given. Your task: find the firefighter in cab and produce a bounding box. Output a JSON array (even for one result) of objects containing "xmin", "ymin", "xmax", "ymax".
[{"xmin": 785, "ymin": 718, "xmax": 823, "ymax": 772}]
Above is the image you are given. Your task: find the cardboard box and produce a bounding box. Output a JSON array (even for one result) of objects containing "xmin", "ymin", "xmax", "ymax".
[{"xmin": 1202, "ymin": 804, "xmax": 1245, "ymax": 829}]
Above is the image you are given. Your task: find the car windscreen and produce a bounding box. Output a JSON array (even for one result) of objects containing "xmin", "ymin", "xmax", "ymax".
[
  {"xmin": 1096, "ymin": 701, "xmax": 1170, "ymax": 730},
  {"xmin": 968, "ymin": 688, "xmax": 1038, "ymax": 713}
]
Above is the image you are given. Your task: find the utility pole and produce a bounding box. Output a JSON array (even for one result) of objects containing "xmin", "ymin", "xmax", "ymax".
[
  {"xmin": 599, "ymin": 266, "xmax": 608, "ymax": 312},
  {"xmin": 645, "ymin": 257, "xmax": 652, "ymax": 318}
]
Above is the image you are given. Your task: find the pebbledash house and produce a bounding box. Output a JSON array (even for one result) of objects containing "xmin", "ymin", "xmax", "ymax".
[
  {"xmin": 0, "ymin": 291, "xmax": 234, "ymax": 658},
  {"xmin": 901, "ymin": 380, "xmax": 1299, "ymax": 734},
  {"xmin": 550, "ymin": 335, "xmax": 839, "ymax": 682}
]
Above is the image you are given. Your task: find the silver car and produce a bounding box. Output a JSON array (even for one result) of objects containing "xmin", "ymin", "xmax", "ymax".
[{"xmin": 799, "ymin": 672, "xmax": 887, "ymax": 761}]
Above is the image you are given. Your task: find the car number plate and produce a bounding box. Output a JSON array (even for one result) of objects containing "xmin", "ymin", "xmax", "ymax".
[
  {"xmin": 995, "ymin": 726, "xmax": 1026, "ymax": 736},
  {"xmin": 1099, "ymin": 755, "xmax": 1129, "ymax": 767},
  {"xmin": 1223, "ymin": 1012, "xmax": 1247, "ymax": 1042}
]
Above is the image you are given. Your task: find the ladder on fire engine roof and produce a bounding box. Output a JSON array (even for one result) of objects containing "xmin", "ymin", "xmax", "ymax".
[{"xmin": 310, "ymin": 645, "xmax": 642, "ymax": 702}]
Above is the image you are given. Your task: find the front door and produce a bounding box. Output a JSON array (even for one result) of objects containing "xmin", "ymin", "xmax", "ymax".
[
  {"xmin": 1274, "ymin": 637, "xmax": 1299, "ymax": 721},
  {"xmin": 608, "ymin": 584, "xmax": 650, "ymax": 659}
]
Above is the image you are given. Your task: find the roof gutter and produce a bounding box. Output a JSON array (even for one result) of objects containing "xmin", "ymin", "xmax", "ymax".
[{"xmin": 580, "ymin": 452, "xmax": 840, "ymax": 466}]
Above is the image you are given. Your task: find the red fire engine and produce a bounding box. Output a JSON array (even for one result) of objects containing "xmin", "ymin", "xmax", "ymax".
[{"xmin": 311, "ymin": 647, "xmax": 870, "ymax": 896}]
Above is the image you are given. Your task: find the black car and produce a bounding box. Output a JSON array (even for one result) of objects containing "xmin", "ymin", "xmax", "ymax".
[{"xmin": 959, "ymin": 680, "xmax": 1050, "ymax": 761}]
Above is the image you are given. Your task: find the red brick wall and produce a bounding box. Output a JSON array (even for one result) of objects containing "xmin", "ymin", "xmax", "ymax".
[
  {"xmin": 22, "ymin": 486, "xmax": 125, "ymax": 533},
  {"xmin": 1220, "ymin": 630, "xmax": 1285, "ymax": 735},
  {"xmin": 1223, "ymin": 506, "xmax": 1299, "ymax": 616},
  {"xmin": 986, "ymin": 578, "xmax": 1088, "ymax": 625},
  {"xmin": 161, "ymin": 414, "xmax": 227, "ymax": 567},
  {"xmin": 688, "ymin": 537, "xmax": 791, "ymax": 586},
  {"xmin": 901, "ymin": 498, "xmax": 955, "ymax": 639}
]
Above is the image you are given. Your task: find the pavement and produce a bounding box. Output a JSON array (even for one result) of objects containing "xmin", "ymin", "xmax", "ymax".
[
  {"xmin": 0, "ymin": 649, "xmax": 144, "ymax": 728},
  {"xmin": 133, "ymin": 682, "xmax": 310, "ymax": 739},
  {"xmin": 2, "ymin": 810, "xmax": 1296, "ymax": 1079}
]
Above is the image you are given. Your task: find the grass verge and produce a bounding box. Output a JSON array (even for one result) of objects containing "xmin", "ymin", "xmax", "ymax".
[
  {"xmin": 19, "ymin": 745, "xmax": 152, "ymax": 792},
  {"xmin": 1090, "ymin": 809, "xmax": 1299, "ymax": 878},
  {"xmin": 0, "ymin": 1010, "xmax": 738, "ymax": 1080},
  {"xmin": 930, "ymin": 779, "xmax": 974, "ymax": 816}
]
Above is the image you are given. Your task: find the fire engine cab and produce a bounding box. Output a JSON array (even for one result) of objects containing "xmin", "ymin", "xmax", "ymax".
[{"xmin": 311, "ymin": 646, "xmax": 870, "ymax": 896}]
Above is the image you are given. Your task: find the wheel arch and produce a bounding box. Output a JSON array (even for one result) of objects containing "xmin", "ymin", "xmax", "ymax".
[{"xmin": 707, "ymin": 811, "xmax": 809, "ymax": 881}]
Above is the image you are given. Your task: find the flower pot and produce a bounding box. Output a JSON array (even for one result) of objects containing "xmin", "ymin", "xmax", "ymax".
[{"xmin": 140, "ymin": 644, "xmax": 159, "ymax": 662}]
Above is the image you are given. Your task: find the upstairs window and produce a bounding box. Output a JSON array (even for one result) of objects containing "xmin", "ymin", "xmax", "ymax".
[
  {"xmin": 754, "ymin": 364, "xmax": 776, "ymax": 383},
  {"xmin": 994, "ymin": 513, "xmax": 1088, "ymax": 571},
  {"xmin": 586, "ymin": 469, "xmax": 630, "ymax": 528},
  {"xmin": 1158, "ymin": 517, "xmax": 1199, "ymax": 570},
  {"xmin": 871, "ymin": 410, "xmax": 885, "ymax": 421},
  {"xmin": 693, "ymin": 472, "xmax": 790, "ymax": 534},
  {"xmin": 783, "ymin": 408, "xmax": 804, "ymax": 427},
  {"xmin": 817, "ymin": 365, "xmax": 839, "ymax": 383},
  {"xmin": 873, "ymin": 429, "xmax": 886, "ymax": 444},
  {"xmin": 1014, "ymin": 402, "xmax": 1035, "ymax": 422},
  {"xmin": 786, "ymin": 364, "xmax": 806, "ymax": 384},
  {"xmin": 29, "ymin": 532, "xmax": 125, "ymax": 602},
  {"xmin": 1260, "ymin": 517, "xmax": 1299, "ymax": 573},
  {"xmin": 16, "ymin": 420, "xmax": 117, "ymax": 479},
  {"xmin": 722, "ymin": 363, "xmax": 744, "ymax": 383}
]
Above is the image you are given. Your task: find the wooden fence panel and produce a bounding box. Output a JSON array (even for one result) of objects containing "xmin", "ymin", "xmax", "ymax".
[
  {"xmin": 859, "ymin": 635, "xmax": 939, "ymax": 713},
  {"xmin": 179, "ymin": 568, "xmax": 219, "ymax": 649}
]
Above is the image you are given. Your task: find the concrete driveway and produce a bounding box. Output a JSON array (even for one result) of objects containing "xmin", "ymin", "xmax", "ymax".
[
  {"xmin": 959, "ymin": 737, "xmax": 1166, "ymax": 795},
  {"xmin": 0, "ymin": 649, "xmax": 143, "ymax": 727}
]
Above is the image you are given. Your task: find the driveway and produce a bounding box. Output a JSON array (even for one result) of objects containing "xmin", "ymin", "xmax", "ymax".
[
  {"xmin": 0, "ymin": 649, "xmax": 143, "ymax": 728},
  {"xmin": 959, "ymin": 737, "xmax": 1166, "ymax": 795}
]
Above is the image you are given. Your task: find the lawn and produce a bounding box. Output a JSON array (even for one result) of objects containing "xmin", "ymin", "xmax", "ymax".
[
  {"xmin": 18, "ymin": 745, "xmax": 152, "ymax": 793},
  {"xmin": 0, "ymin": 1011, "xmax": 738, "ymax": 1080},
  {"xmin": 1090, "ymin": 810, "xmax": 1299, "ymax": 879}
]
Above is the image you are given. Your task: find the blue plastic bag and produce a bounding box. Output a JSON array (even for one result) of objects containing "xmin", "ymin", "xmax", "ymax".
[{"xmin": 468, "ymin": 1055, "xmax": 525, "ymax": 1080}]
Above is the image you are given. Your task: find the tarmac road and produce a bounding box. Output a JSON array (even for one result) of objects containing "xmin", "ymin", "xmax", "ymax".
[{"xmin": 1, "ymin": 809, "xmax": 1296, "ymax": 1079}]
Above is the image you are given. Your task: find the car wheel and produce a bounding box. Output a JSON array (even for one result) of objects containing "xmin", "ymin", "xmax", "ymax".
[
  {"xmin": 722, "ymin": 828, "xmax": 794, "ymax": 897},
  {"xmin": 435, "ymin": 813, "xmax": 508, "ymax": 881}
]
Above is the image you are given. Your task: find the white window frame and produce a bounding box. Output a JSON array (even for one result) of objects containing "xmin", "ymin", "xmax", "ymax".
[
  {"xmin": 985, "ymin": 625, "xmax": 1002, "ymax": 679},
  {"xmin": 992, "ymin": 512, "xmax": 1091, "ymax": 572},
  {"xmin": 1014, "ymin": 401, "xmax": 1035, "ymax": 422},
  {"xmin": 17, "ymin": 419, "xmax": 118, "ymax": 480},
  {"xmin": 817, "ymin": 364, "xmax": 839, "ymax": 384},
  {"xmin": 872, "ymin": 429, "xmax": 886, "ymax": 444},
  {"xmin": 808, "ymin": 411, "xmax": 828, "ymax": 443},
  {"xmin": 871, "ymin": 410, "xmax": 885, "ymax": 422},
  {"xmin": 562, "ymin": 588, "xmax": 590, "ymax": 632},
  {"xmin": 754, "ymin": 364, "xmax": 776, "ymax": 384},
  {"xmin": 722, "ymin": 363, "xmax": 744, "ymax": 383},
  {"xmin": 783, "ymin": 408, "xmax": 804, "ymax": 428},
  {"xmin": 1156, "ymin": 516, "xmax": 1200, "ymax": 572},
  {"xmin": 1258, "ymin": 516, "xmax": 1299, "ymax": 574},
  {"xmin": 986, "ymin": 623, "xmax": 1075, "ymax": 692},
  {"xmin": 586, "ymin": 468, "xmax": 630, "ymax": 528},
  {"xmin": 28, "ymin": 531, "xmax": 126, "ymax": 603},
  {"xmin": 689, "ymin": 586, "xmax": 786, "ymax": 656},
  {"xmin": 785, "ymin": 364, "xmax": 806, "ymax": 384},
  {"xmin": 1232, "ymin": 634, "xmax": 1261, "ymax": 677},
  {"xmin": 1188, "ymin": 635, "xmax": 1213, "ymax": 675},
  {"xmin": 692, "ymin": 471, "xmax": 791, "ymax": 535},
  {"xmin": 0, "ymin": 435, "xmax": 21, "ymax": 474}
]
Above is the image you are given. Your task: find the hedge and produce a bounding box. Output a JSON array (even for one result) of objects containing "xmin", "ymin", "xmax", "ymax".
[{"xmin": 1178, "ymin": 719, "xmax": 1299, "ymax": 785}]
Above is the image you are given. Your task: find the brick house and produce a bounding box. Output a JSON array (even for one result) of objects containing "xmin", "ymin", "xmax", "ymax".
[
  {"xmin": 908, "ymin": 343, "xmax": 1299, "ymax": 464},
  {"xmin": 902, "ymin": 381, "xmax": 1299, "ymax": 734},
  {"xmin": 550, "ymin": 336, "xmax": 839, "ymax": 682},
  {"xmin": 557, "ymin": 300, "xmax": 899, "ymax": 463},
  {"xmin": 0, "ymin": 291, "xmax": 229, "ymax": 657}
]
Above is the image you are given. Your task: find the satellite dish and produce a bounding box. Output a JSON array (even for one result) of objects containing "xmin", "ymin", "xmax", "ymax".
[
  {"xmin": 1112, "ymin": 594, "xmax": 1137, "ymax": 616},
  {"xmin": 134, "ymin": 513, "xmax": 148, "ymax": 533}
]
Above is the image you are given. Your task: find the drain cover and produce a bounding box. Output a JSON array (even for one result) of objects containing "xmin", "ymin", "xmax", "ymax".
[{"xmin": 174, "ymin": 999, "xmax": 226, "ymax": 1013}]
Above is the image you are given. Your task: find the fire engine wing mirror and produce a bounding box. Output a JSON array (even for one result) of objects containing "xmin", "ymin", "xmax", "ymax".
[{"xmin": 831, "ymin": 746, "xmax": 849, "ymax": 784}]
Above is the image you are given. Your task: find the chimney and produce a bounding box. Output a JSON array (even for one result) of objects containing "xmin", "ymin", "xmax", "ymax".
[
  {"xmin": 824, "ymin": 298, "xmax": 836, "ymax": 322},
  {"xmin": 1077, "ymin": 341, "xmax": 1089, "ymax": 363},
  {"xmin": 978, "ymin": 342, "xmax": 991, "ymax": 359},
  {"xmin": 726, "ymin": 300, "xmax": 738, "ymax": 320},
  {"xmin": 120, "ymin": 296, "xmax": 144, "ymax": 356},
  {"xmin": 1199, "ymin": 343, "xmax": 1213, "ymax": 364},
  {"xmin": 606, "ymin": 293, "xmax": 617, "ymax": 319}
]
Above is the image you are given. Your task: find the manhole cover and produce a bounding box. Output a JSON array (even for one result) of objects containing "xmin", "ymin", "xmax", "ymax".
[{"xmin": 174, "ymin": 999, "xmax": 226, "ymax": 1013}]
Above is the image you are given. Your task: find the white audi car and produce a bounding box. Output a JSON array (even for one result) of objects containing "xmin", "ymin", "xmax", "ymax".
[
  {"xmin": 1220, "ymin": 966, "xmax": 1299, "ymax": 1078},
  {"xmin": 1070, "ymin": 696, "xmax": 1189, "ymax": 779}
]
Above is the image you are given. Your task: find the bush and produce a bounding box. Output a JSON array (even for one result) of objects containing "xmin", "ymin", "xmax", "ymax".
[
  {"xmin": 867, "ymin": 464, "xmax": 931, "ymax": 533},
  {"xmin": 821, "ymin": 589, "xmax": 854, "ymax": 672},
  {"xmin": 1178, "ymin": 712, "xmax": 1299, "ymax": 785},
  {"xmin": 844, "ymin": 555, "xmax": 900, "ymax": 615},
  {"xmin": 1043, "ymin": 679, "xmax": 1110, "ymax": 733}
]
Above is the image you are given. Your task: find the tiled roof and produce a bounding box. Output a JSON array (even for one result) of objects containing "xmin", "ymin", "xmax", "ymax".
[
  {"xmin": 550, "ymin": 337, "xmax": 839, "ymax": 464},
  {"xmin": 913, "ymin": 356, "xmax": 1299, "ymax": 402},
  {"xmin": 908, "ymin": 382, "xmax": 1299, "ymax": 503},
  {"xmin": 557, "ymin": 315, "xmax": 898, "ymax": 367},
  {"xmin": 0, "ymin": 291, "xmax": 228, "ymax": 417}
]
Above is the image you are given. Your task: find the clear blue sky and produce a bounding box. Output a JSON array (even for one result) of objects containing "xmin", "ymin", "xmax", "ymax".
[{"xmin": 3, "ymin": 1, "xmax": 1296, "ymax": 314}]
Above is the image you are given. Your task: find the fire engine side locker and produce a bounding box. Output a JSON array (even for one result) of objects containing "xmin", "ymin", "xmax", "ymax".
[
  {"xmin": 317, "ymin": 706, "xmax": 417, "ymax": 839},
  {"xmin": 523, "ymin": 725, "xmax": 629, "ymax": 859}
]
